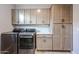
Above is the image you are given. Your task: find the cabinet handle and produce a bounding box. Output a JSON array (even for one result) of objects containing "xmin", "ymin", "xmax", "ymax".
[
  {"xmin": 62, "ymin": 19, "xmax": 64, "ymax": 22},
  {"xmin": 62, "ymin": 25, "xmax": 65, "ymax": 28},
  {"xmin": 43, "ymin": 39, "xmax": 46, "ymax": 42}
]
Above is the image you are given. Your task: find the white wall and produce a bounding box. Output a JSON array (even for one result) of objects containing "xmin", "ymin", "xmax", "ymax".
[
  {"xmin": 0, "ymin": 4, "xmax": 15, "ymax": 51},
  {"xmin": 0, "ymin": 5, "xmax": 15, "ymax": 34},
  {"xmin": 73, "ymin": 4, "xmax": 79, "ymax": 54}
]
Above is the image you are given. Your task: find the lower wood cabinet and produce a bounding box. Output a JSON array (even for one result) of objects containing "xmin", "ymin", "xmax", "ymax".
[
  {"xmin": 53, "ymin": 24, "xmax": 63, "ymax": 50},
  {"xmin": 36, "ymin": 37, "xmax": 52, "ymax": 50},
  {"xmin": 63, "ymin": 24, "xmax": 73, "ymax": 50},
  {"xmin": 53, "ymin": 24, "xmax": 72, "ymax": 51}
]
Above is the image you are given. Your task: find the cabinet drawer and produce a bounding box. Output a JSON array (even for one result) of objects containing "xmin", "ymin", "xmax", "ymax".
[
  {"xmin": 36, "ymin": 37, "xmax": 52, "ymax": 50},
  {"xmin": 36, "ymin": 34, "xmax": 52, "ymax": 38}
]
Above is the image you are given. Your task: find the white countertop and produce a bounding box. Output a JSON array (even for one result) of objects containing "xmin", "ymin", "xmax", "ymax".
[
  {"xmin": 36, "ymin": 32, "xmax": 52, "ymax": 34},
  {"xmin": 36, "ymin": 27, "xmax": 53, "ymax": 34}
]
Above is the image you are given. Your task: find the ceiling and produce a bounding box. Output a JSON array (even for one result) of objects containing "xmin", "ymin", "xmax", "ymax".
[{"xmin": 15, "ymin": 4, "xmax": 52, "ymax": 9}]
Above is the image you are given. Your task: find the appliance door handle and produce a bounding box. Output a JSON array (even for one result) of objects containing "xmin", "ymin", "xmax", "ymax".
[{"xmin": 19, "ymin": 36, "xmax": 33, "ymax": 38}]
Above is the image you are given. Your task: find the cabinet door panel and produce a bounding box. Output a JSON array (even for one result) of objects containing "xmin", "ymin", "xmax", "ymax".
[
  {"xmin": 53, "ymin": 24, "xmax": 63, "ymax": 50},
  {"xmin": 53, "ymin": 5, "xmax": 72, "ymax": 23},
  {"xmin": 37, "ymin": 9, "xmax": 49, "ymax": 24},
  {"xmin": 12, "ymin": 9, "xmax": 19, "ymax": 24},
  {"xmin": 37, "ymin": 38, "xmax": 52, "ymax": 50},
  {"xmin": 62, "ymin": 5, "xmax": 72, "ymax": 23},
  {"xmin": 19, "ymin": 9, "xmax": 25, "ymax": 24},
  {"xmin": 37, "ymin": 38, "xmax": 44, "ymax": 50},
  {"xmin": 53, "ymin": 5, "xmax": 62, "ymax": 23},
  {"xmin": 63, "ymin": 24, "xmax": 72, "ymax": 50},
  {"xmin": 53, "ymin": 24, "xmax": 72, "ymax": 50},
  {"xmin": 30, "ymin": 9, "xmax": 37, "ymax": 24},
  {"xmin": 42, "ymin": 9, "xmax": 50, "ymax": 24},
  {"xmin": 42, "ymin": 14, "xmax": 49, "ymax": 24},
  {"xmin": 25, "ymin": 9, "xmax": 30, "ymax": 24},
  {"xmin": 37, "ymin": 14, "xmax": 43, "ymax": 24},
  {"xmin": 43, "ymin": 38, "xmax": 52, "ymax": 50}
]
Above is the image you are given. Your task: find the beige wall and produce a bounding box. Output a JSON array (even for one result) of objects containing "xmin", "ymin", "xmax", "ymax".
[{"xmin": 0, "ymin": 4, "xmax": 15, "ymax": 51}]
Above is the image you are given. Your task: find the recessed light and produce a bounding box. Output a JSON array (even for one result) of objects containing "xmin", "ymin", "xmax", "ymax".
[{"xmin": 37, "ymin": 9, "xmax": 41, "ymax": 13}]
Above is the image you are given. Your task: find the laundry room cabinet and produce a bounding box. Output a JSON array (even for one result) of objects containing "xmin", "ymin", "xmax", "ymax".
[
  {"xmin": 52, "ymin": 4, "xmax": 73, "ymax": 51},
  {"xmin": 53, "ymin": 4, "xmax": 72, "ymax": 24},
  {"xmin": 12, "ymin": 9, "xmax": 19, "ymax": 24},
  {"xmin": 36, "ymin": 9, "xmax": 50, "ymax": 24},
  {"xmin": 53, "ymin": 24, "xmax": 72, "ymax": 50},
  {"xmin": 12, "ymin": 9, "xmax": 50, "ymax": 25},
  {"xmin": 36, "ymin": 34, "xmax": 53, "ymax": 50},
  {"xmin": 25, "ymin": 9, "xmax": 31, "ymax": 24}
]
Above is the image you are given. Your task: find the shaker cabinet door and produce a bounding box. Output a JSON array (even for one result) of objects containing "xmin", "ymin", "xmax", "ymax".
[
  {"xmin": 37, "ymin": 14, "xmax": 44, "ymax": 24},
  {"xmin": 53, "ymin": 24, "xmax": 63, "ymax": 50},
  {"xmin": 53, "ymin": 24, "xmax": 72, "ymax": 51},
  {"xmin": 18, "ymin": 9, "xmax": 25, "ymax": 24},
  {"xmin": 37, "ymin": 9, "xmax": 50, "ymax": 24},
  {"xmin": 25, "ymin": 9, "xmax": 31, "ymax": 24},
  {"xmin": 12, "ymin": 9, "xmax": 19, "ymax": 24},
  {"xmin": 37, "ymin": 37, "xmax": 52, "ymax": 50},
  {"xmin": 53, "ymin": 5, "xmax": 63, "ymax": 23},
  {"xmin": 42, "ymin": 13, "xmax": 50, "ymax": 24},
  {"xmin": 30, "ymin": 9, "xmax": 37, "ymax": 24},
  {"xmin": 53, "ymin": 5, "xmax": 72, "ymax": 23},
  {"xmin": 42, "ymin": 38, "xmax": 52, "ymax": 50},
  {"xmin": 63, "ymin": 24, "xmax": 72, "ymax": 50},
  {"xmin": 62, "ymin": 5, "xmax": 73, "ymax": 23},
  {"xmin": 37, "ymin": 38, "xmax": 43, "ymax": 50}
]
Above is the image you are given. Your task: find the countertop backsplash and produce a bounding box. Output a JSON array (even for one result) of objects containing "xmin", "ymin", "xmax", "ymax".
[{"xmin": 13, "ymin": 25, "xmax": 52, "ymax": 34}]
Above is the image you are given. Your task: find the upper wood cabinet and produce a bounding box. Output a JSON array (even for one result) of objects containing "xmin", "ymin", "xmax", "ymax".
[
  {"xmin": 12, "ymin": 9, "xmax": 25, "ymax": 24},
  {"xmin": 37, "ymin": 9, "xmax": 50, "ymax": 24},
  {"xmin": 12, "ymin": 9, "xmax": 19, "ymax": 24},
  {"xmin": 30, "ymin": 9, "xmax": 37, "ymax": 24},
  {"xmin": 53, "ymin": 5, "xmax": 72, "ymax": 23},
  {"xmin": 12, "ymin": 9, "xmax": 50, "ymax": 25},
  {"xmin": 25, "ymin": 9, "xmax": 31, "ymax": 24},
  {"xmin": 53, "ymin": 5, "xmax": 62, "ymax": 23},
  {"xmin": 19, "ymin": 9, "xmax": 25, "ymax": 24},
  {"xmin": 62, "ymin": 5, "xmax": 73, "ymax": 23}
]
